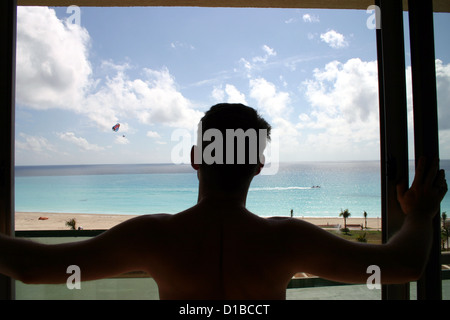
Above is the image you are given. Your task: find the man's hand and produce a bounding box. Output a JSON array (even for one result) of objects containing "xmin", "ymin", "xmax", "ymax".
[{"xmin": 397, "ymin": 157, "xmax": 447, "ymax": 219}]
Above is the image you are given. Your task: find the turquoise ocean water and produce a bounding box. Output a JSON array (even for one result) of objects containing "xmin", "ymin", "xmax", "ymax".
[{"xmin": 15, "ymin": 161, "xmax": 450, "ymax": 219}]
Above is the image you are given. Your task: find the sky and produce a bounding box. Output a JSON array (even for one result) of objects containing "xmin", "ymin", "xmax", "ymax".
[{"xmin": 14, "ymin": 6, "xmax": 450, "ymax": 166}]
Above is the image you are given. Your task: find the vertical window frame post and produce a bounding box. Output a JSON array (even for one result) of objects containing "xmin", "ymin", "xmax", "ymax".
[
  {"xmin": 408, "ymin": 0, "xmax": 442, "ymax": 300},
  {"xmin": 376, "ymin": 0, "xmax": 410, "ymax": 300},
  {"xmin": 0, "ymin": 0, "xmax": 17, "ymax": 300}
]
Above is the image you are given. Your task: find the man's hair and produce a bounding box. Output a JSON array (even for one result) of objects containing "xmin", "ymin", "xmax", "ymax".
[{"xmin": 197, "ymin": 103, "xmax": 271, "ymax": 191}]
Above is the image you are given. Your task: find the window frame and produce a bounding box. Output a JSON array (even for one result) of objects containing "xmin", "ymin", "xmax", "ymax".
[{"xmin": 1, "ymin": 0, "xmax": 447, "ymax": 300}]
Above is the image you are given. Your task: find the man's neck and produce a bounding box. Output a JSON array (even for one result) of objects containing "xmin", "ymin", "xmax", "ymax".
[{"xmin": 196, "ymin": 182, "xmax": 249, "ymax": 209}]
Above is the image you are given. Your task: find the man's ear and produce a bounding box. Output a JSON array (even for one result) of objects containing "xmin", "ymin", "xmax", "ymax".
[
  {"xmin": 255, "ymin": 162, "xmax": 264, "ymax": 176},
  {"xmin": 254, "ymin": 154, "xmax": 265, "ymax": 176},
  {"xmin": 190, "ymin": 145, "xmax": 200, "ymax": 170}
]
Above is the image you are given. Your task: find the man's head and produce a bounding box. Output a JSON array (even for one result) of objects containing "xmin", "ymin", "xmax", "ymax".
[{"xmin": 192, "ymin": 103, "xmax": 271, "ymax": 192}]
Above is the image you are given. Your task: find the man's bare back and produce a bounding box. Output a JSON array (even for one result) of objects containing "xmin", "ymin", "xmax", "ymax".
[{"xmin": 142, "ymin": 202, "xmax": 297, "ymax": 299}]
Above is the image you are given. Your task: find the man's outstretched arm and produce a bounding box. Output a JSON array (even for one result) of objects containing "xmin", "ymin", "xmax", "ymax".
[
  {"xmin": 0, "ymin": 214, "xmax": 165, "ymax": 284},
  {"xmin": 286, "ymin": 157, "xmax": 447, "ymax": 284}
]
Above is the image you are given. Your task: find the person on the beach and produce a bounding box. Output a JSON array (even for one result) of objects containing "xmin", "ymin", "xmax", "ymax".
[{"xmin": 0, "ymin": 103, "xmax": 447, "ymax": 299}]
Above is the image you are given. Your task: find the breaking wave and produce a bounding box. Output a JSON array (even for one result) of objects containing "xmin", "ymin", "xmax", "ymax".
[{"xmin": 250, "ymin": 186, "xmax": 319, "ymax": 191}]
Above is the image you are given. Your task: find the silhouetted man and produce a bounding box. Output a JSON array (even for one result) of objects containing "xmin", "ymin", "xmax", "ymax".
[{"xmin": 0, "ymin": 103, "xmax": 447, "ymax": 299}]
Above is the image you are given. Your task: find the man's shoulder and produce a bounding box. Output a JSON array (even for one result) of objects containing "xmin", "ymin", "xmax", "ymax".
[
  {"xmin": 265, "ymin": 216, "xmax": 292, "ymax": 222},
  {"xmin": 118, "ymin": 213, "xmax": 173, "ymax": 230},
  {"xmin": 265, "ymin": 216, "xmax": 306, "ymax": 225},
  {"xmin": 263, "ymin": 216, "xmax": 322, "ymax": 234}
]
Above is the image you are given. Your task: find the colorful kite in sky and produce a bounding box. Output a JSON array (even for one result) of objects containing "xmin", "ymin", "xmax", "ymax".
[{"xmin": 112, "ymin": 123, "xmax": 120, "ymax": 132}]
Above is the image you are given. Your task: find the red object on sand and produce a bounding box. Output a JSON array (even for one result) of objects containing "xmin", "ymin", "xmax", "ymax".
[{"xmin": 38, "ymin": 217, "xmax": 49, "ymax": 220}]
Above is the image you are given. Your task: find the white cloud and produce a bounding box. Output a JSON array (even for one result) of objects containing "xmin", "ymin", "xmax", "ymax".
[
  {"xmin": 263, "ymin": 45, "xmax": 277, "ymax": 57},
  {"xmin": 170, "ymin": 41, "xmax": 195, "ymax": 50},
  {"xmin": 249, "ymin": 78, "xmax": 290, "ymax": 119},
  {"xmin": 146, "ymin": 131, "xmax": 161, "ymax": 139},
  {"xmin": 146, "ymin": 130, "xmax": 166, "ymax": 146},
  {"xmin": 58, "ymin": 132, "xmax": 104, "ymax": 151},
  {"xmin": 435, "ymin": 59, "xmax": 450, "ymax": 130},
  {"xmin": 284, "ymin": 18, "xmax": 296, "ymax": 24},
  {"xmin": 211, "ymin": 86, "xmax": 225, "ymax": 101},
  {"xmin": 16, "ymin": 7, "xmax": 203, "ymax": 135},
  {"xmin": 303, "ymin": 14, "xmax": 320, "ymax": 23},
  {"xmin": 284, "ymin": 12, "xmax": 319, "ymax": 25},
  {"xmin": 299, "ymin": 58, "xmax": 380, "ymax": 159},
  {"xmin": 320, "ymin": 30, "xmax": 349, "ymax": 49},
  {"xmin": 305, "ymin": 58, "xmax": 379, "ymax": 123},
  {"xmin": 239, "ymin": 58, "xmax": 253, "ymax": 73},
  {"xmin": 211, "ymin": 84, "xmax": 247, "ymax": 105},
  {"xmin": 134, "ymin": 68, "xmax": 203, "ymax": 128},
  {"xmin": 252, "ymin": 45, "xmax": 277, "ymax": 64},
  {"xmin": 297, "ymin": 58, "xmax": 450, "ymax": 160},
  {"xmin": 114, "ymin": 135, "xmax": 130, "ymax": 145},
  {"xmin": 15, "ymin": 133, "xmax": 57, "ymax": 154},
  {"xmin": 225, "ymin": 84, "xmax": 247, "ymax": 104},
  {"xmin": 238, "ymin": 45, "xmax": 278, "ymax": 77},
  {"xmin": 16, "ymin": 7, "xmax": 92, "ymax": 111},
  {"xmin": 83, "ymin": 66, "xmax": 203, "ymax": 130}
]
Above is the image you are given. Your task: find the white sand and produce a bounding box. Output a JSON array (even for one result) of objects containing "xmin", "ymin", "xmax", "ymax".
[{"xmin": 15, "ymin": 211, "xmax": 381, "ymax": 231}]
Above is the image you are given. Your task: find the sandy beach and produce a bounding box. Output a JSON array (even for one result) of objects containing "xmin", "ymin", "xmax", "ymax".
[{"xmin": 15, "ymin": 211, "xmax": 382, "ymax": 231}]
